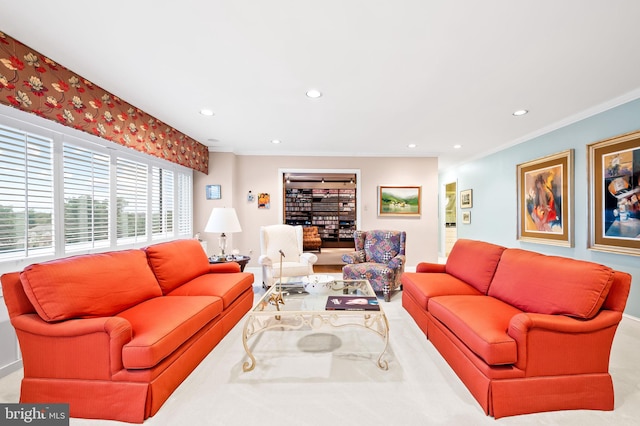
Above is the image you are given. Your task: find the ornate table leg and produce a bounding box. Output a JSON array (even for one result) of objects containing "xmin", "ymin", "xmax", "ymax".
[{"xmin": 242, "ymin": 315, "xmax": 257, "ymax": 372}]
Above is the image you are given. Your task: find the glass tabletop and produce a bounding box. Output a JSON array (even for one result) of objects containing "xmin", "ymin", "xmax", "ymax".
[{"xmin": 254, "ymin": 277, "xmax": 377, "ymax": 313}]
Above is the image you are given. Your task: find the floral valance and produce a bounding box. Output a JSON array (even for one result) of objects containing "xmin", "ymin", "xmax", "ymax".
[{"xmin": 0, "ymin": 31, "xmax": 208, "ymax": 174}]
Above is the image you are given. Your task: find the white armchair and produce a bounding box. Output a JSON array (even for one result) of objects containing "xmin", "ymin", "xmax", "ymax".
[{"xmin": 258, "ymin": 224, "xmax": 318, "ymax": 287}]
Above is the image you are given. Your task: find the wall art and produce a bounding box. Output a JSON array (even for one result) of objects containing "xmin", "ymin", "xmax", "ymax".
[
  {"xmin": 459, "ymin": 189, "xmax": 473, "ymax": 209},
  {"xmin": 258, "ymin": 192, "xmax": 270, "ymax": 209},
  {"xmin": 517, "ymin": 149, "xmax": 573, "ymax": 246},
  {"xmin": 588, "ymin": 130, "xmax": 640, "ymax": 255},
  {"xmin": 462, "ymin": 211, "xmax": 471, "ymax": 224},
  {"xmin": 206, "ymin": 184, "xmax": 221, "ymax": 200},
  {"xmin": 378, "ymin": 186, "xmax": 421, "ymax": 217}
]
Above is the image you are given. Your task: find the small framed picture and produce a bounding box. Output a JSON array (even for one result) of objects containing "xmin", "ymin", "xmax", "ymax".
[
  {"xmin": 206, "ymin": 184, "xmax": 221, "ymax": 200},
  {"xmin": 460, "ymin": 189, "xmax": 473, "ymax": 209},
  {"xmin": 462, "ymin": 211, "xmax": 471, "ymax": 224},
  {"xmin": 258, "ymin": 193, "xmax": 270, "ymax": 209}
]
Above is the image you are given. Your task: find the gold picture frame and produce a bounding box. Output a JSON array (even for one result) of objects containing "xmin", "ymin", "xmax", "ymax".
[
  {"xmin": 517, "ymin": 149, "xmax": 573, "ymax": 246},
  {"xmin": 378, "ymin": 186, "xmax": 421, "ymax": 217},
  {"xmin": 588, "ymin": 130, "xmax": 640, "ymax": 256}
]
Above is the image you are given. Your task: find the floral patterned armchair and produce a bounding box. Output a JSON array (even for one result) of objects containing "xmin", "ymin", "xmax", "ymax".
[{"xmin": 341, "ymin": 230, "xmax": 406, "ymax": 301}]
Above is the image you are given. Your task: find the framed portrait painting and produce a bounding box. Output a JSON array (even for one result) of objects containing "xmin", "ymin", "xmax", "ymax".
[
  {"xmin": 516, "ymin": 149, "xmax": 573, "ymax": 246},
  {"xmin": 588, "ymin": 130, "xmax": 640, "ymax": 256},
  {"xmin": 378, "ymin": 186, "xmax": 421, "ymax": 216}
]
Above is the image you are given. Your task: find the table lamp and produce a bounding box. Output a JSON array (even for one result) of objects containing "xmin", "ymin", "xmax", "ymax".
[{"xmin": 204, "ymin": 207, "xmax": 242, "ymax": 255}]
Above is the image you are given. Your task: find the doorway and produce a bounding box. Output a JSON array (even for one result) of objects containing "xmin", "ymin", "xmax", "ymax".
[
  {"xmin": 279, "ymin": 168, "xmax": 361, "ymax": 249},
  {"xmin": 444, "ymin": 181, "xmax": 457, "ymax": 257}
]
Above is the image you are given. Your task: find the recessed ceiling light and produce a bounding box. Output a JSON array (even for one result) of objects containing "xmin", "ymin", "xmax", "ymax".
[
  {"xmin": 512, "ymin": 109, "xmax": 528, "ymax": 116},
  {"xmin": 306, "ymin": 89, "xmax": 322, "ymax": 99},
  {"xmin": 408, "ymin": 143, "xmax": 417, "ymax": 148},
  {"xmin": 200, "ymin": 109, "xmax": 214, "ymax": 116},
  {"xmin": 271, "ymin": 139, "xmax": 281, "ymax": 144},
  {"xmin": 453, "ymin": 144, "xmax": 462, "ymax": 149}
]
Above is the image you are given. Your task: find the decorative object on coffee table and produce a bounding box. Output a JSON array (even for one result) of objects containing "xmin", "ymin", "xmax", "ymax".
[{"xmin": 268, "ymin": 250, "xmax": 286, "ymax": 316}]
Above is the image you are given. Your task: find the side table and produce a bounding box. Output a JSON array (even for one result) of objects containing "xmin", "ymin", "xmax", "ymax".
[{"xmin": 209, "ymin": 255, "xmax": 250, "ymax": 272}]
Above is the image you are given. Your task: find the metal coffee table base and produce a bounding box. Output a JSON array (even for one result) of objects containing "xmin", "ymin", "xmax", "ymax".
[{"xmin": 242, "ymin": 309, "xmax": 390, "ymax": 372}]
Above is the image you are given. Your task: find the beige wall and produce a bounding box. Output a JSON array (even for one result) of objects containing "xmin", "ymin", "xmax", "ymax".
[{"xmin": 194, "ymin": 154, "xmax": 439, "ymax": 268}]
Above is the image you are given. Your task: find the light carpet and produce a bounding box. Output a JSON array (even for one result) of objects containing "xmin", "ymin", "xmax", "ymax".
[
  {"xmin": 312, "ymin": 248, "xmax": 352, "ymax": 265},
  {"xmin": 1, "ymin": 280, "xmax": 639, "ymax": 425}
]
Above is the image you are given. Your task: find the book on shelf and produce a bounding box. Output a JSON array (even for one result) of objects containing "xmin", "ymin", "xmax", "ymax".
[{"xmin": 325, "ymin": 296, "xmax": 380, "ymax": 311}]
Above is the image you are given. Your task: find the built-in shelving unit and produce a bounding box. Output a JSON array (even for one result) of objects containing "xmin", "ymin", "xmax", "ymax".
[{"xmin": 284, "ymin": 174, "xmax": 356, "ymax": 248}]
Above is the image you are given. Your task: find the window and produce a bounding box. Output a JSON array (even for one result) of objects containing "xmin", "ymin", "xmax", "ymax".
[
  {"xmin": 116, "ymin": 158, "xmax": 148, "ymax": 244},
  {"xmin": 177, "ymin": 173, "xmax": 193, "ymax": 237},
  {"xmin": 0, "ymin": 124, "xmax": 54, "ymax": 259},
  {"xmin": 63, "ymin": 144, "xmax": 110, "ymax": 251},
  {"xmin": 0, "ymin": 111, "xmax": 194, "ymax": 270},
  {"xmin": 152, "ymin": 167, "xmax": 174, "ymax": 239}
]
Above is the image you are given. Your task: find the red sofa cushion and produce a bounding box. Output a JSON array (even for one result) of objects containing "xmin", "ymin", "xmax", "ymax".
[
  {"xmin": 488, "ymin": 249, "xmax": 614, "ymax": 319},
  {"xmin": 20, "ymin": 250, "xmax": 162, "ymax": 322},
  {"xmin": 144, "ymin": 239, "xmax": 211, "ymax": 294},
  {"xmin": 117, "ymin": 295, "xmax": 222, "ymax": 369},
  {"xmin": 445, "ymin": 239, "xmax": 506, "ymax": 294},
  {"xmin": 167, "ymin": 272, "xmax": 254, "ymax": 309},
  {"xmin": 429, "ymin": 295, "xmax": 522, "ymax": 365},
  {"xmin": 401, "ymin": 272, "xmax": 482, "ymax": 310}
]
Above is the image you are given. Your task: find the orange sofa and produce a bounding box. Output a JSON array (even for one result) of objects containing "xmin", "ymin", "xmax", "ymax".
[
  {"xmin": 1, "ymin": 239, "xmax": 254, "ymax": 423},
  {"xmin": 401, "ymin": 239, "xmax": 631, "ymax": 419}
]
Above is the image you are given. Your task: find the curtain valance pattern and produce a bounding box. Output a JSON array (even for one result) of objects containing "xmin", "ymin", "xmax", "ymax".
[{"xmin": 0, "ymin": 31, "xmax": 209, "ymax": 174}]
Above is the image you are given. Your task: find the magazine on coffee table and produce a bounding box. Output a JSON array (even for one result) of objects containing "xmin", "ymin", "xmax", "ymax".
[{"xmin": 325, "ymin": 296, "xmax": 380, "ymax": 311}]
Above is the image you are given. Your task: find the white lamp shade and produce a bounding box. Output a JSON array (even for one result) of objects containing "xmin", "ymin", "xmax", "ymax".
[{"xmin": 204, "ymin": 208, "xmax": 242, "ymax": 234}]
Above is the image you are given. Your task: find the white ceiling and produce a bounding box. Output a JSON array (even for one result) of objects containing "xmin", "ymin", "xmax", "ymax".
[{"xmin": 2, "ymin": 1, "xmax": 640, "ymax": 170}]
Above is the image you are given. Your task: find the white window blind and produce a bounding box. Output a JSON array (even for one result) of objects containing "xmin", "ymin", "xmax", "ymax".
[
  {"xmin": 63, "ymin": 143, "xmax": 110, "ymax": 251},
  {"xmin": 177, "ymin": 172, "xmax": 193, "ymax": 237},
  {"xmin": 0, "ymin": 113, "xmax": 194, "ymax": 268},
  {"xmin": 116, "ymin": 158, "xmax": 148, "ymax": 244},
  {"xmin": 0, "ymin": 124, "xmax": 54, "ymax": 259},
  {"xmin": 151, "ymin": 167, "xmax": 174, "ymax": 239}
]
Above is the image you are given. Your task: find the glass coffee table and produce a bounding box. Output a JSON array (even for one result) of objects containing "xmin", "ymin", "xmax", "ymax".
[{"xmin": 242, "ymin": 276, "xmax": 389, "ymax": 372}]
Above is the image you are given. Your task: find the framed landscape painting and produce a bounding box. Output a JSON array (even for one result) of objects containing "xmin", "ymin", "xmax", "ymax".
[
  {"xmin": 588, "ymin": 130, "xmax": 640, "ymax": 256},
  {"xmin": 378, "ymin": 186, "xmax": 421, "ymax": 216},
  {"xmin": 516, "ymin": 149, "xmax": 573, "ymax": 246}
]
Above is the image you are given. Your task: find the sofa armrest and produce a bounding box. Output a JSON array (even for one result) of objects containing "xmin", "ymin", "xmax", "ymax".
[
  {"xmin": 342, "ymin": 250, "xmax": 365, "ymax": 264},
  {"xmin": 258, "ymin": 255, "xmax": 272, "ymax": 266},
  {"xmin": 300, "ymin": 252, "xmax": 318, "ymax": 265},
  {"xmin": 11, "ymin": 314, "xmax": 132, "ymax": 379},
  {"xmin": 208, "ymin": 262, "xmax": 241, "ymax": 273},
  {"xmin": 508, "ymin": 310, "xmax": 622, "ymax": 375},
  {"xmin": 416, "ymin": 262, "xmax": 446, "ymax": 273},
  {"xmin": 388, "ymin": 254, "xmax": 406, "ymax": 270}
]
